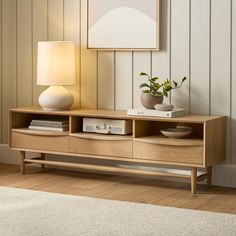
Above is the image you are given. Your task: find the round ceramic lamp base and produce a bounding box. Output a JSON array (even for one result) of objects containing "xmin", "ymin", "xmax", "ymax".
[{"xmin": 39, "ymin": 86, "xmax": 74, "ymax": 111}]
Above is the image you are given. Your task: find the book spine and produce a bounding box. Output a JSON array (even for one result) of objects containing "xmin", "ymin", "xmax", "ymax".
[
  {"xmin": 31, "ymin": 120, "xmax": 69, "ymax": 125},
  {"xmin": 28, "ymin": 126, "xmax": 68, "ymax": 131},
  {"xmin": 127, "ymin": 109, "xmax": 186, "ymax": 118},
  {"xmin": 30, "ymin": 122, "xmax": 69, "ymax": 128},
  {"xmin": 127, "ymin": 110, "xmax": 170, "ymax": 117}
]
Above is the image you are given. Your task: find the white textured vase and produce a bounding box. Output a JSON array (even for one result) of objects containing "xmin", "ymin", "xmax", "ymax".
[{"xmin": 39, "ymin": 86, "xmax": 74, "ymax": 111}]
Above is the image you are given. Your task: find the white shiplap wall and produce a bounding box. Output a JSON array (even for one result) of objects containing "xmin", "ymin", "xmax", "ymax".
[
  {"xmin": 232, "ymin": 0, "xmax": 236, "ymax": 164},
  {"xmin": 0, "ymin": 0, "xmax": 235, "ymax": 165}
]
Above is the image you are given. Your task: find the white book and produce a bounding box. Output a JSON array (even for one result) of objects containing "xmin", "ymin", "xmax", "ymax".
[
  {"xmin": 127, "ymin": 108, "xmax": 186, "ymax": 118},
  {"xmin": 31, "ymin": 119, "xmax": 69, "ymax": 125},
  {"xmin": 28, "ymin": 126, "xmax": 68, "ymax": 132},
  {"xmin": 30, "ymin": 121, "xmax": 69, "ymax": 128}
]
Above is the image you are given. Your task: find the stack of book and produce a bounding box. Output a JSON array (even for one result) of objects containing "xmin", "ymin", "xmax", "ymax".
[
  {"xmin": 28, "ymin": 119, "xmax": 69, "ymax": 131},
  {"xmin": 127, "ymin": 108, "xmax": 186, "ymax": 118}
]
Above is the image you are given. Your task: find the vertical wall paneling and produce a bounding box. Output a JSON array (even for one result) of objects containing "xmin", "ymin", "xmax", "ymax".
[
  {"xmin": 2, "ymin": 0, "xmax": 17, "ymax": 143},
  {"xmin": 152, "ymin": 0, "xmax": 170, "ymax": 104},
  {"xmin": 0, "ymin": 0, "xmax": 2, "ymax": 142},
  {"xmin": 115, "ymin": 52, "xmax": 133, "ymax": 110},
  {"xmin": 32, "ymin": 0, "xmax": 48, "ymax": 105},
  {"xmin": 97, "ymin": 51, "xmax": 115, "ymax": 109},
  {"xmin": 133, "ymin": 52, "xmax": 151, "ymax": 108},
  {"xmin": 80, "ymin": 0, "xmax": 97, "ymax": 109},
  {"xmin": 0, "ymin": 0, "xmax": 235, "ymax": 166},
  {"xmin": 190, "ymin": 0, "xmax": 210, "ymax": 115},
  {"xmin": 64, "ymin": 0, "xmax": 80, "ymax": 108},
  {"xmin": 170, "ymin": 0, "xmax": 190, "ymax": 111},
  {"xmin": 232, "ymin": 0, "xmax": 236, "ymax": 164},
  {"xmin": 17, "ymin": 0, "xmax": 33, "ymax": 107},
  {"xmin": 211, "ymin": 0, "xmax": 231, "ymax": 162},
  {"xmin": 48, "ymin": 0, "xmax": 64, "ymax": 40}
]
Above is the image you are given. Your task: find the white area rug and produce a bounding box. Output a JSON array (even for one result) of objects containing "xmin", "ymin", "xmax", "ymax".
[{"xmin": 0, "ymin": 186, "xmax": 235, "ymax": 236}]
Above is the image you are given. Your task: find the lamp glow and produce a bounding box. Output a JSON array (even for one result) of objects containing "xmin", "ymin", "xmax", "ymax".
[{"xmin": 37, "ymin": 41, "xmax": 75, "ymax": 111}]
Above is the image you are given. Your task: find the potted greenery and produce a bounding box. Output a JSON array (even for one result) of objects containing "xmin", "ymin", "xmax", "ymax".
[{"xmin": 139, "ymin": 72, "xmax": 187, "ymax": 109}]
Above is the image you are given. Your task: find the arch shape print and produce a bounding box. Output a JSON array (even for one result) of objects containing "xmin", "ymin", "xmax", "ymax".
[{"xmin": 87, "ymin": 0, "xmax": 160, "ymax": 50}]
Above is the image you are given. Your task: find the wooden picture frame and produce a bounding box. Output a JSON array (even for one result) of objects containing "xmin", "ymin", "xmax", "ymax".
[{"xmin": 87, "ymin": 0, "xmax": 160, "ymax": 51}]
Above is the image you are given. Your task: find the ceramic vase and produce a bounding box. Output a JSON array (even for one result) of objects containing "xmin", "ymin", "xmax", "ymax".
[{"xmin": 140, "ymin": 93, "xmax": 163, "ymax": 109}]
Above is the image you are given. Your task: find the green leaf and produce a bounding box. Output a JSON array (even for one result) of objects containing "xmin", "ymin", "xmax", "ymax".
[
  {"xmin": 153, "ymin": 83, "xmax": 161, "ymax": 89},
  {"xmin": 150, "ymin": 91, "xmax": 163, "ymax": 97},
  {"xmin": 139, "ymin": 83, "xmax": 150, "ymax": 89},
  {"xmin": 163, "ymin": 82, "xmax": 172, "ymax": 91},
  {"xmin": 150, "ymin": 77, "xmax": 159, "ymax": 82},
  {"xmin": 182, "ymin": 77, "xmax": 187, "ymax": 83},
  {"xmin": 173, "ymin": 81, "xmax": 178, "ymax": 87},
  {"xmin": 164, "ymin": 86, "xmax": 172, "ymax": 92},
  {"xmin": 139, "ymin": 72, "xmax": 149, "ymax": 76},
  {"xmin": 142, "ymin": 89, "xmax": 150, "ymax": 93}
]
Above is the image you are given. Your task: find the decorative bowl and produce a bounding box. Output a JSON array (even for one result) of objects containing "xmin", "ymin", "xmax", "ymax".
[
  {"xmin": 154, "ymin": 103, "xmax": 174, "ymax": 111},
  {"xmin": 160, "ymin": 128, "xmax": 192, "ymax": 139}
]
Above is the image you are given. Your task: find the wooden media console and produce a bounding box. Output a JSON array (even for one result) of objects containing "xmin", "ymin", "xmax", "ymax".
[{"xmin": 9, "ymin": 106, "xmax": 226, "ymax": 194}]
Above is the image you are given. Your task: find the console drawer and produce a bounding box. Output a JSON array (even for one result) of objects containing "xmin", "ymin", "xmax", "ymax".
[
  {"xmin": 11, "ymin": 131, "xmax": 69, "ymax": 152},
  {"xmin": 133, "ymin": 141, "xmax": 203, "ymax": 165},
  {"xmin": 69, "ymin": 135, "xmax": 132, "ymax": 158}
]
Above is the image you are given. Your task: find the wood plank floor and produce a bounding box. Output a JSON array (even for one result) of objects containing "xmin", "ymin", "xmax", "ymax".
[{"xmin": 0, "ymin": 163, "xmax": 236, "ymax": 214}]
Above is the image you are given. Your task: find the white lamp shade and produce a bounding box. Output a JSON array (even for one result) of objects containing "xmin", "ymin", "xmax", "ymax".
[{"xmin": 37, "ymin": 41, "xmax": 75, "ymax": 86}]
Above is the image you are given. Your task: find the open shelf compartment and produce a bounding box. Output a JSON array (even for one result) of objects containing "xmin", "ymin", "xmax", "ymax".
[{"xmin": 133, "ymin": 120, "xmax": 204, "ymax": 141}]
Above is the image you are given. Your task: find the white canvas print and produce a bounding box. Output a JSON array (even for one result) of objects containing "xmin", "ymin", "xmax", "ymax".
[{"xmin": 87, "ymin": 0, "xmax": 160, "ymax": 50}]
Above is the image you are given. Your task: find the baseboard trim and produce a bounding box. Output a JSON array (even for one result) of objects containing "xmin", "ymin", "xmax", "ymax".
[
  {"xmin": 212, "ymin": 164, "xmax": 236, "ymax": 188},
  {"xmin": 1, "ymin": 145, "xmax": 236, "ymax": 188},
  {"xmin": 0, "ymin": 145, "xmax": 20, "ymax": 164}
]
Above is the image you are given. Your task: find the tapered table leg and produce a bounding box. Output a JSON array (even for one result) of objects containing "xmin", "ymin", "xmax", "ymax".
[
  {"xmin": 191, "ymin": 167, "xmax": 197, "ymax": 194},
  {"xmin": 20, "ymin": 151, "xmax": 25, "ymax": 174}
]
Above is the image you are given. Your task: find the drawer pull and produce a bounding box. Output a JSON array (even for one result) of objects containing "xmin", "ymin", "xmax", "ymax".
[
  {"xmin": 134, "ymin": 136, "xmax": 203, "ymax": 147},
  {"xmin": 12, "ymin": 128, "xmax": 69, "ymax": 137},
  {"xmin": 70, "ymin": 133, "xmax": 132, "ymax": 141}
]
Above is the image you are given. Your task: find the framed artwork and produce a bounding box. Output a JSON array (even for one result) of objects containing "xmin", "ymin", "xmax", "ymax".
[{"xmin": 87, "ymin": 0, "xmax": 160, "ymax": 50}]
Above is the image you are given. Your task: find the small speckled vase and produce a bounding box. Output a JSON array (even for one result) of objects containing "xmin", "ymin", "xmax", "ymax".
[{"xmin": 140, "ymin": 93, "xmax": 163, "ymax": 109}]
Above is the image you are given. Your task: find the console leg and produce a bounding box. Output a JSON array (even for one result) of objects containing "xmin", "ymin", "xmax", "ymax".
[
  {"xmin": 20, "ymin": 151, "xmax": 25, "ymax": 174},
  {"xmin": 41, "ymin": 153, "xmax": 46, "ymax": 170},
  {"xmin": 207, "ymin": 166, "xmax": 212, "ymax": 188},
  {"xmin": 191, "ymin": 167, "xmax": 197, "ymax": 194}
]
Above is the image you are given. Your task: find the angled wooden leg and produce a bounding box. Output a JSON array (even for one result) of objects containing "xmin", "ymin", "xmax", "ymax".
[
  {"xmin": 207, "ymin": 166, "xmax": 212, "ymax": 188},
  {"xmin": 20, "ymin": 151, "xmax": 26, "ymax": 174},
  {"xmin": 41, "ymin": 153, "xmax": 46, "ymax": 170},
  {"xmin": 191, "ymin": 167, "xmax": 197, "ymax": 194}
]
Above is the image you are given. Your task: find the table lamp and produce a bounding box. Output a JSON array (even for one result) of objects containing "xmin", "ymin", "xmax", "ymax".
[{"xmin": 37, "ymin": 41, "xmax": 75, "ymax": 111}]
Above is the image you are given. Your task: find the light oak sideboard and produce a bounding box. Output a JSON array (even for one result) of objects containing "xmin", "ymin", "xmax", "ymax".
[{"xmin": 9, "ymin": 106, "xmax": 226, "ymax": 194}]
